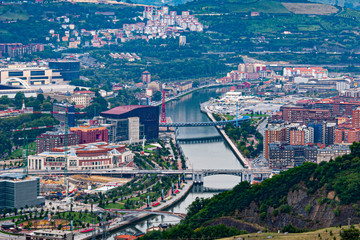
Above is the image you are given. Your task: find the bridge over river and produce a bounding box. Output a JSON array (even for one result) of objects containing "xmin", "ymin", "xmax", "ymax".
[
  {"xmin": 107, "ymin": 209, "xmax": 187, "ymax": 220},
  {"xmin": 30, "ymin": 168, "xmax": 272, "ymax": 184},
  {"xmin": 176, "ymin": 135, "xmax": 223, "ymax": 144},
  {"xmin": 159, "ymin": 116, "xmax": 250, "ymax": 128}
]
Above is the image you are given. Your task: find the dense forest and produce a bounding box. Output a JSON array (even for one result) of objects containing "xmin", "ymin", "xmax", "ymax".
[
  {"xmin": 0, "ymin": 93, "xmax": 60, "ymax": 158},
  {"xmin": 140, "ymin": 141, "xmax": 360, "ymax": 239}
]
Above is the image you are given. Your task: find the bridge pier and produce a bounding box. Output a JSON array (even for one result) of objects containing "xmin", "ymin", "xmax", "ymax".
[
  {"xmin": 192, "ymin": 184, "xmax": 204, "ymax": 193},
  {"xmin": 193, "ymin": 172, "xmax": 204, "ymax": 184},
  {"xmin": 242, "ymin": 173, "xmax": 253, "ymax": 183}
]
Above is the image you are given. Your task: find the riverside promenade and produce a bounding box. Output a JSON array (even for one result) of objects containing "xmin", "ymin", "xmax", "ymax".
[
  {"xmin": 77, "ymin": 180, "xmax": 194, "ymax": 240},
  {"xmin": 201, "ymin": 104, "xmax": 251, "ymax": 169}
]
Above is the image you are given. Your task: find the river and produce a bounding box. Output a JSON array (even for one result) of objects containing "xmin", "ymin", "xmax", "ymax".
[{"xmin": 108, "ymin": 87, "xmax": 243, "ymax": 238}]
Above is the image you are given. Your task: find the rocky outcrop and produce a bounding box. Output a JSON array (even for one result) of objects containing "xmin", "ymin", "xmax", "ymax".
[{"xmin": 234, "ymin": 182, "xmax": 360, "ymax": 231}]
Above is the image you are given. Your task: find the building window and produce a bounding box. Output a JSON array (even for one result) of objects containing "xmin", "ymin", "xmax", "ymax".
[
  {"xmin": 30, "ymin": 71, "xmax": 45, "ymax": 76},
  {"xmin": 8, "ymin": 71, "xmax": 23, "ymax": 77}
]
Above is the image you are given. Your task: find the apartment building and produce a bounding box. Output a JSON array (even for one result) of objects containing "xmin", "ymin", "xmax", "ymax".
[{"xmin": 317, "ymin": 145, "xmax": 351, "ymax": 163}]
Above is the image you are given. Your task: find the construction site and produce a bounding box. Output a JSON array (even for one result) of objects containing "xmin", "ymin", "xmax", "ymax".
[{"xmin": 40, "ymin": 174, "xmax": 131, "ymax": 200}]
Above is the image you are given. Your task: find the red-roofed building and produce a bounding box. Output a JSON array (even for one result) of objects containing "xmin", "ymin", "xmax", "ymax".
[
  {"xmin": 70, "ymin": 125, "xmax": 108, "ymax": 144},
  {"xmin": 29, "ymin": 142, "xmax": 133, "ymax": 171},
  {"xmin": 141, "ymin": 71, "xmax": 151, "ymax": 83},
  {"xmin": 74, "ymin": 90, "xmax": 95, "ymax": 98},
  {"xmin": 283, "ymin": 67, "xmax": 328, "ymax": 79},
  {"xmin": 115, "ymin": 235, "xmax": 138, "ymax": 240},
  {"xmin": 100, "ymin": 105, "xmax": 159, "ymax": 142}
]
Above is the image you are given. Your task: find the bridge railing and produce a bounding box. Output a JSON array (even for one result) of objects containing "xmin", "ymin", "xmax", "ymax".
[{"xmin": 159, "ymin": 116, "xmax": 250, "ymax": 127}]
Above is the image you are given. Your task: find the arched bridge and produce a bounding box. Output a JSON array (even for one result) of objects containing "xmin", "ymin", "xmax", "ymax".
[
  {"xmin": 159, "ymin": 116, "xmax": 250, "ymax": 128},
  {"xmin": 106, "ymin": 209, "xmax": 187, "ymax": 220},
  {"xmin": 176, "ymin": 135, "xmax": 223, "ymax": 144},
  {"xmin": 3, "ymin": 77, "xmax": 30, "ymax": 89}
]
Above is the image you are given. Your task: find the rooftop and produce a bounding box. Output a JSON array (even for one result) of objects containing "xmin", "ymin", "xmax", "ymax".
[
  {"xmin": 70, "ymin": 125, "xmax": 106, "ymax": 131},
  {"xmin": 0, "ymin": 173, "xmax": 27, "ymax": 180},
  {"xmin": 101, "ymin": 105, "xmax": 154, "ymax": 115}
]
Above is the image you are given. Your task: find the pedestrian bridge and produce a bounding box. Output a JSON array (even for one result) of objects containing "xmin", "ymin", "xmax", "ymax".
[{"xmin": 159, "ymin": 116, "xmax": 250, "ymax": 128}]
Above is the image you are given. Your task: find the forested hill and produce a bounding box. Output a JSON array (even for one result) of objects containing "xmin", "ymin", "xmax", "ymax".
[
  {"xmin": 140, "ymin": 142, "xmax": 360, "ymax": 239},
  {"xmin": 311, "ymin": 0, "xmax": 360, "ymax": 10}
]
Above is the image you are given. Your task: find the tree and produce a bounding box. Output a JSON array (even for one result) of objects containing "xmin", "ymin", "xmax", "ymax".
[
  {"xmin": 0, "ymin": 96, "xmax": 11, "ymax": 105},
  {"xmin": 2, "ymin": 208, "xmax": 7, "ymax": 217},
  {"xmin": 340, "ymin": 226, "xmax": 360, "ymax": 240},
  {"xmin": 36, "ymin": 94, "xmax": 45, "ymax": 103},
  {"xmin": 14, "ymin": 92, "xmax": 25, "ymax": 108},
  {"xmin": 42, "ymin": 102, "xmax": 52, "ymax": 111},
  {"xmin": 193, "ymin": 80, "xmax": 200, "ymax": 88},
  {"xmin": 57, "ymin": 223, "xmax": 63, "ymax": 230},
  {"xmin": 152, "ymin": 91, "xmax": 162, "ymax": 101}
]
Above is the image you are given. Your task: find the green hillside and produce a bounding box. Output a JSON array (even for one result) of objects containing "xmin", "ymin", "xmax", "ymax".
[
  {"xmin": 140, "ymin": 142, "xmax": 360, "ymax": 239},
  {"xmin": 177, "ymin": 0, "xmax": 292, "ymax": 14},
  {"xmin": 0, "ymin": 2, "xmax": 141, "ymax": 43},
  {"xmin": 222, "ymin": 224, "xmax": 360, "ymax": 240},
  {"xmin": 172, "ymin": 0, "xmax": 360, "ymax": 65}
]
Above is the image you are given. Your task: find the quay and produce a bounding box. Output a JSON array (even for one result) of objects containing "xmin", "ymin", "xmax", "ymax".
[
  {"xmin": 200, "ymin": 104, "xmax": 252, "ymax": 169},
  {"xmin": 153, "ymin": 82, "xmax": 237, "ymax": 107}
]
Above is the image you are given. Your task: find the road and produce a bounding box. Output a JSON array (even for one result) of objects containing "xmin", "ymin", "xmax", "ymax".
[
  {"xmin": 252, "ymin": 117, "xmax": 268, "ymax": 169},
  {"xmin": 75, "ymin": 180, "xmax": 194, "ymax": 240},
  {"xmin": 0, "ymin": 232, "xmax": 24, "ymax": 240}
]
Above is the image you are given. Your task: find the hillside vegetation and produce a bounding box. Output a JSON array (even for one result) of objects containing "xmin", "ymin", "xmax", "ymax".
[
  {"xmin": 174, "ymin": 0, "xmax": 360, "ymax": 65},
  {"xmin": 221, "ymin": 224, "xmax": 360, "ymax": 239},
  {"xmin": 140, "ymin": 142, "xmax": 360, "ymax": 239}
]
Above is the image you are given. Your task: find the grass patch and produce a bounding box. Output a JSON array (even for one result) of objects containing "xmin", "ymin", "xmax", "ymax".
[
  {"xmin": 188, "ymin": 0, "xmax": 290, "ymax": 14},
  {"xmin": 220, "ymin": 224, "xmax": 359, "ymax": 240},
  {"xmin": 0, "ymin": 6, "xmax": 29, "ymax": 21},
  {"xmin": 144, "ymin": 144, "xmax": 157, "ymax": 149},
  {"xmin": 243, "ymin": 113, "xmax": 269, "ymax": 117},
  {"xmin": 104, "ymin": 203, "xmax": 125, "ymax": 209},
  {"xmin": 8, "ymin": 142, "xmax": 36, "ymax": 159},
  {"xmin": 54, "ymin": 211, "xmax": 99, "ymax": 224},
  {"xmin": 225, "ymin": 0, "xmax": 289, "ymax": 14}
]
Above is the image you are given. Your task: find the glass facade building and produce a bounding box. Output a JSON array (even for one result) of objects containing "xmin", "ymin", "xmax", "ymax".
[
  {"xmin": 48, "ymin": 61, "xmax": 80, "ymax": 81},
  {"xmin": 53, "ymin": 103, "xmax": 75, "ymax": 127},
  {"xmin": 0, "ymin": 174, "xmax": 45, "ymax": 209}
]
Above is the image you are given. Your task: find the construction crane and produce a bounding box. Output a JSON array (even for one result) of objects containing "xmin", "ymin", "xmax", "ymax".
[
  {"xmin": 11, "ymin": 123, "xmax": 51, "ymax": 176},
  {"xmin": 10, "ymin": 108, "xmax": 79, "ymax": 197},
  {"xmin": 64, "ymin": 107, "xmax": 69, "ymax": 197}
]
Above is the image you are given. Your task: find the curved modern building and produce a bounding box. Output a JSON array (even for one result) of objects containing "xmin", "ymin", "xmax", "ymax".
[{"xmin": 100, "ymin": 105, "xmax": 159, "ymax": 143}]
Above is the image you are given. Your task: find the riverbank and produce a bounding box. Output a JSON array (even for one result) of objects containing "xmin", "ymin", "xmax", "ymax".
[
  {"xmin": 77, "ymin": 180, "xmax": 194, "ymax": 240},
  {"xmin": 200, "ymin": 104, "xmax": 251, "ymax": 169},
  {"xmin": 153, "ymin": 83, "xmax": 236, "ymax": 107}
]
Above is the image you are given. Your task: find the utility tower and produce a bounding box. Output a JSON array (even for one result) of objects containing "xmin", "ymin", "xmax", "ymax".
[{"xmin": 160, "ymin": 90, "xmax": 167, "ymax": 123}]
